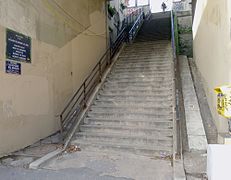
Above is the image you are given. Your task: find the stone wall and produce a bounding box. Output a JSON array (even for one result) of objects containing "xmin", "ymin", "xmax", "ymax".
[{"xmin": 176, "ymin": 11, "xmax": 193, "ymax": 57}]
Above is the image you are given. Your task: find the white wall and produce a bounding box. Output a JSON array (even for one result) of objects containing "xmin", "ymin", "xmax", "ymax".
[{"xmin": 193, "ymin": 0, "xmax": 231, "ymax": 133}]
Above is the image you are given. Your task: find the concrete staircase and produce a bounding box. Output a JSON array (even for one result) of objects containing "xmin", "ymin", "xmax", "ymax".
[
  {"xmin": 71, "ymin": 40, "xmax": 174, "ymax": 158},
  {"xmin": 136, "ymin": 12, "xmax": 171, "ymax": 42}
]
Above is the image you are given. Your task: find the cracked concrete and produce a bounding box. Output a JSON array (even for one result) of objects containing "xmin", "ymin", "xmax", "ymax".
[{"xmin": 43, "ymin": 150, "xmax": 173, "ymax": 180}]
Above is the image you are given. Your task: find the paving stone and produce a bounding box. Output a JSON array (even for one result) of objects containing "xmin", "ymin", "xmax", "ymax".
[
  {"xmin": 50, "ymin": 133, "xmax": 61, "ymax": 144},
  {"xmin": 179, "ymin": 55, "xmax": 207, "ymax": 151},
  {"xmin": 10, "ymin": 157, "xmax": 34, "ymax": 167},
  {"xmin": 188, "ymin": 135, "xmax": 207, "ymax": 151},
  {"xmin": 184, "ymin": 152, "xmax": 207, "ymax": 175},
  {"xmin": 41, "ymin": 137, "xmax": 52, "ymax": 144},
  {"xmin": 1, "ymin": 157, "xmax": 14, "ymax": 165}
]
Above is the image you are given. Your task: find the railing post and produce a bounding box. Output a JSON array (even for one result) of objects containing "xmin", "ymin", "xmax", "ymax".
[
  {"xmin": 83, "ymin": 82, "xmax": 87, "ymax": 108},
  {"xmin": 99, "ymin": 61, "xmax": 102, "ymax": 83},
  {"xmin": 59, "ymin": 115, "xmax": 64, "ymax": 134},
  {"xmin": 59, "ymin": 114, "xmax": 64, "ymax": 142}
]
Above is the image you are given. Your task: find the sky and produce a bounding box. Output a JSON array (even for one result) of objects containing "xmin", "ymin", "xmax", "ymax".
[{"xmin": 127, "ymin": 0, "xmax": 173, "ymax": 13}]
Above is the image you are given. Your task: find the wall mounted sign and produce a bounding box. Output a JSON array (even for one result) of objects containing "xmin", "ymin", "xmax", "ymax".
[
  {"xmin": 6, "ymin": 29, "xmax": 31, "ymax": 63},
  {"xmin": 5, "ymin": 60, "xmax": 21, "ymax": 75}
]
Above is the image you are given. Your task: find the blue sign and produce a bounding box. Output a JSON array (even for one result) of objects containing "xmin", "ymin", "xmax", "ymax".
[
  {"xmin": 6, "ymin": 29, "xmax": 31, "ymax": 63},
  {"xmin": 6, "ymin": 60, "xmax": 21, "ymax": 75}
]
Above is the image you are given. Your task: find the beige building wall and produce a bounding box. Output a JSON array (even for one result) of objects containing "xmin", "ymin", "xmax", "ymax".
[
  {"xmin": 193, "ymin": 0, "xmax": 231, "ymax": 133},
  {"xmin": 0, "ymin": 0, "xmax": 107, "ymax": 157}
]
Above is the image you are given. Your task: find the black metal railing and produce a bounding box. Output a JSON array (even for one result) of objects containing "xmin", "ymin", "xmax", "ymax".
[
  {"xmin": 125, "ymin": 7, "xmax": 143, "ymax": 26},
  {"xmin": 171, "ymin": 11, "xmax": 176, "ymax": 59},
  {"xmin": 59, "ymin": 50, "xmax": 108, "ymax": 139},
  {"xmin": 58, "ymin": 6, "xmax": 148, "ymax": 141},
  {"xmin": 58, "ymin": 28, "xmax": 127, "ymax": 141},
  {"xmin": 110, "ymin": 27, "xmax": 127, "ymax": 58},
  {"xmin": 171, "ymin": 10, "xmax": 182, "ymax": 159},
  {"xmin": 128, "ymin": 11, "xmax": 144, "ymax": 42}
]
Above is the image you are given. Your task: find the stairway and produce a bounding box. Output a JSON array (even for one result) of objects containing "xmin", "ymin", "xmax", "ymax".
[
  {"xmin": 136, "ymin": 12, "xmax": 171, "ymax": 42},
  {"xmin": 71, "ymin": 39, "xmax": 174, "ymax": 158}
]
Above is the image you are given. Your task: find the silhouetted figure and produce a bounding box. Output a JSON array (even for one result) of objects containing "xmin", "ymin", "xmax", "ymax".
[{"xmin": 161, "ymin": 2, "xmax": 167, "ymax": 12}]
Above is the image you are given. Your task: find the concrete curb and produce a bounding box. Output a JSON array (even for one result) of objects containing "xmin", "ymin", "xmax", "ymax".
[
  {"xmin": 174, "ymin": 159, "xmax": 186, "ymax": 180},
  {"xmin": 179, "ymin": 55, "xmax": 207, "ymax": 152},
  {"xmin": 29, "ymin": 149, "xmax": 62, "ymax": 169},
  {"xmin": 28, "ymin": 45, "xmax": 125, "ymax": 169}
]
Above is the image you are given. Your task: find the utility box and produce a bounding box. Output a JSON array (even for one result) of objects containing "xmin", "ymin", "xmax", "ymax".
[{"xmin": 214, "ymin": 85, "xmax": 231, "ymax": 119}]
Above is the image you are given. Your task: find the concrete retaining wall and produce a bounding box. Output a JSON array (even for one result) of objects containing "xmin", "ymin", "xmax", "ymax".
[{"xmin": 0, "ymin": 0, "xmax": 107, "ymax": 157}]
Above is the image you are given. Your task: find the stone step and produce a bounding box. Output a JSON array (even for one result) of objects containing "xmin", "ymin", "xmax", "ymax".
[
  {"xmin": 74, "ymin": 132, "xmax": 173, "ymax": 148},
  {"xmin": 99, "ymin": 88, "xmax": 172, "ymax": 95},
  {"xmin": 115, "ymin": 61, "xmax": 172, "ymax": 66},
  {"xmin": 71, "ymin": 139, "xmax": 172, "ymax": 157},
  {"xmin": 115, "ymin": 62, "xmax": 172, "ymax": 68},
  {"xmin": 120, "ymin": 52, "xmax": 172, "ymax": 56},
  {"xmin": 97, "ymin": 94, "xmax": 173, "ymax": 102},
  {"xmin": 111, "ymin": 69, "xmax": 172, "ymax": 73},
  {"xmin": 87, "ymin": 111, "xmax": 173, "ymax": 120},
  {"xmin": 124, "ymin": 44, "xmax": 171, "ymax": 48},
  {"xmin": 106, "ymin": 77, "xmax": 172, "ymax": 83},
  {"xmin": 118, "ymin": 57, "xmax": 171, "ymax": 61},
  {"xmin": 94, "ymin": 99, "xmax": 173, "ymax": 107},
  {"xmin": 123, "ymin": 48, "xmax": 172, "ymax": 52},
  {"xmin": 122, "ymin": 51, "xmax": 172, "ymax": 56},
  {"xmin": 104, "ymin": 81, "xmax": 173, "ymax": 87},
  {"xmin": 98, "ymin": 91, "xmax": 172, "ymax": 97},
  {"xmin": 79, "ymin": 124, "xmax": 173, "ymax": 137},
  {"xmin": 86, "ymin": 114, "xmax": 172, "ymax": 122},
  {"xmin": 124, "ymin": 47, "xmax": 171, "ymax": 51},
  {"xmin": 117, "ymin": 60, "xmax": 172, "ymax": 64},
  {"xmin": 126, "ymin": 42, "xmax": 170, "ymax": 47},
  {"xmin": 102, "ymin": 85, "xmax": 172, "ymax": 91},
  {"xmin": 109, "ymin": 71, "xmax": 173, "ymax": 76},
  {"xmin": 105, "ymin": 79, "xmax": 173, "ymax": 87},
  {"xmin": 84, "ymin": 117, "xmax": 173, "ymax": 128},
  {"xmin": 106, "ymin": 77, "xmax": 173, "ymax": 83},
  {"xmin": 113, "ymin": 66, "xmax": 172, "ymax": 71},
  {"xmin": 103, "ymin": 81, "xmax": 173, "ymax": 88},
  {"xmin": 118, "ymin": 55, "xmax": 171, "ymax": 59},
  {"xmin": 89, "ymin": 106, "xmax": 173, "ymax": 115},
  {"xmin": 115, "ymin": 62, "xmax": 172, "ymax": 66},
  {"xmin": 125, "ymin": 44, "xmax": 171, "ymax": 48},
  {"xmin": 96, "ymin": 97, "xmax": 173, "ymax": 106},
  {"xmin": 107, "ymin": 73, "xmax": 172, "ymax": 79}
]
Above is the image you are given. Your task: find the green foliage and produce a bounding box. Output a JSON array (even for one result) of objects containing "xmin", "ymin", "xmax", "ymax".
[
  {"xmin": 108, "ymin": 4, "xmax": 116, "ymax": 17},
  {"xmin": 178, "ymin": 27, "xmax": 192, "ymax": 34},
  {"xmin": 120, "ymin": 3, "xmax": 127, "ymax": 10},
  {"xmin": 174, "ymin": 14, "xmax": 180, "ymax": 55}
]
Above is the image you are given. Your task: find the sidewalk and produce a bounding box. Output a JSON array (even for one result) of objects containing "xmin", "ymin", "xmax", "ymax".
[{"xmin": 0, "ymin": 133, "xmax": 62, "ymax": 168}]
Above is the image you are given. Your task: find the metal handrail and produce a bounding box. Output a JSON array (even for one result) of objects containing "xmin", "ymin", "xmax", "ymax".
[
  {"xmin": 58, "ymin": 27, "xmax": 127, "ymax": 140},
  {"xmin": 128, "ymin": 11, "xmax": 144, "ymax": 42},
  {"xmin": 58, "ymin": 6, "xmax": 148, "ymax": 141},
  {"xmin": 171, "ymin": 10, "xmax": 182, "ymax": 159},
  {"xmin": 171, "ymin": 11, "xmax": 176, "ymax": 59}
]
